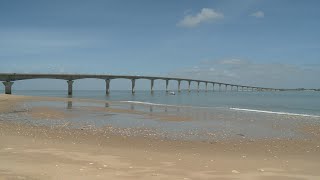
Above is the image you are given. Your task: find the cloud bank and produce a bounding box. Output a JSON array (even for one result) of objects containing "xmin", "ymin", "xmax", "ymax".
[
  {"xmin": 0, "ymin": 29, "xmax": 99, "ymax": 56},
  {"xmin": 178, "ymin": 8, "xmax": 224, "ymax": 28},
  {"xmin": 168, "ymin": 59, "xmax": 320, "ymax": 89}
]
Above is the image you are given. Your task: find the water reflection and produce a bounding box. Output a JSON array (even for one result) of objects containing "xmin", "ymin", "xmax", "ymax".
[
  {"xmin": 67, "ymin": 101, "xmax": 72, "ymax": 109},
  {"xmin": 63, "ymin": 99, "xmax": 188, "ymax": 116}
]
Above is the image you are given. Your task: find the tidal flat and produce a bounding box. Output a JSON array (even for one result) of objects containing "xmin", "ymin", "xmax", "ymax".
[{"xmin": 1, "ymin": 94, "xmax": 320, "ymax": 180}]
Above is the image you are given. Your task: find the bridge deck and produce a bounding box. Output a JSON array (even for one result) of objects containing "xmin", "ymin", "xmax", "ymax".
[
  {"xmin": 0, "ymin": 73, "xmax": 284, "ymax": 95},
  {"xmin": 0, "ymin": 73, "xmax": 262, "ymax": 89}
]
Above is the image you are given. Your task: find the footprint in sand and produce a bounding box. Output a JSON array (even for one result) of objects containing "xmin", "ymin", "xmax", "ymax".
[{"xmin": 160, "ymin": 162, "xmax": 176, "ymax": 167}]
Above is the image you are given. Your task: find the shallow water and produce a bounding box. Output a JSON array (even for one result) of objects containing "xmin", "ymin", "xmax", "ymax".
[
  {"xmin": 2, "ymin": 90, "xmax": 320, "ymax": 116},
  {"xmin": 1, "ymin": 99, "xmax": 319, "ymax": 142},
  {"xmin": 1, "ymin": 89, "xmax": 319, "ymax": 141}
]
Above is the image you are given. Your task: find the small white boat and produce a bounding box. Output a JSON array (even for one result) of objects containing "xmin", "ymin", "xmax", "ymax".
[{"xmin": 169, "ymin": 91, "xmax": 176, "ymax": 95}]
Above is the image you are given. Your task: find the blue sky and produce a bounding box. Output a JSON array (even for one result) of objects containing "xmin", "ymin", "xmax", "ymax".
[{"xmin": 0, "ymin": 0, "xmax": 320, "ymax": 90}]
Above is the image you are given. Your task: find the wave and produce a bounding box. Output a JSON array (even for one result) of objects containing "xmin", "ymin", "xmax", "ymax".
[
  {"xmin": 118, "ymin": 101, "xmax": 181, "ymax": 107},
  {"xmin": 230, "ymin": 107, "xmax": 320, "ymax": 118},
  {"xmin": 118, "ymin": 101, "xmax": 226, "ymax": 109}
]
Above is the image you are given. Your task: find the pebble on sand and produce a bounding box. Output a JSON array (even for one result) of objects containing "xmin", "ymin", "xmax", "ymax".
[{"xmin": 232, "ymin": 170, "xmax": 240, "ymax": 174}]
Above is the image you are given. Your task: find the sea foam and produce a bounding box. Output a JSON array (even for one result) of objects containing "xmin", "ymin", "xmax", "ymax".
[{"xmin": 230, "ymin": 107, "xmax": 320, "ymax": 118}]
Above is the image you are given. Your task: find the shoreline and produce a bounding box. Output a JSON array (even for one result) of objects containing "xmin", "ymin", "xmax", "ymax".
[{"xmin": 1, "ymin": 94, "xmax": 320, "ymax": 179}]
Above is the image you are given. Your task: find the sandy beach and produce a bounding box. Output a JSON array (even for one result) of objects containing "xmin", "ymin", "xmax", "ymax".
[{"xmin": 1, "ymin": 94, "xmax": 320, "ymax": 180}]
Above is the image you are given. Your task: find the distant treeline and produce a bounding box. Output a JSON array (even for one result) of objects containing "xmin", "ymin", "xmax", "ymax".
[{"xmin": 279, "ymin": 88, "xmax": 320, "ymax": 91}]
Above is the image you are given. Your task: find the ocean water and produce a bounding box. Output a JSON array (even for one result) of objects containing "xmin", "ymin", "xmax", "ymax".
[
  {"xmin": 1, "ymin": 89, "xmax": 320, "ymax": 141},
  {"xmin": 3, "ymin": 89, "xmax": 320, "ymax": 116}
]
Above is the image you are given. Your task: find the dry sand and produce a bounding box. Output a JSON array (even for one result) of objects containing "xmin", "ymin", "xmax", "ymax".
[{"xmin": 0, "ymin": 94, "xmax": 320, "ymax": 180}]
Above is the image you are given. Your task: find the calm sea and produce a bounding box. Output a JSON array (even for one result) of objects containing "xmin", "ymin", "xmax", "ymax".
[{"xmin": 2, "ymin": 90, "xmax": 320, "ymax": 116}]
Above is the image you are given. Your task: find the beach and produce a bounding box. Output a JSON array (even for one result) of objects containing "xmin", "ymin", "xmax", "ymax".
[
  {"xmin": 2, "ymin": 0, "xmax": 320, "ymax": 179},
  {"xmin": 1, "ymin": 94, "xmax": 320, "ymax": 180}
]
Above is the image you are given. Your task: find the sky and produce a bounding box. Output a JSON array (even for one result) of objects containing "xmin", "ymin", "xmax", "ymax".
[{"xmin": 0, "ymin": 0, "xmax": 320, "ymax": 90}]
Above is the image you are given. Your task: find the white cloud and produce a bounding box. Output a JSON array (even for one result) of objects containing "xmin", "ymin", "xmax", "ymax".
[
  {"xmin": 178, "ymin": 8, "xmax": 224, "ymax": 28},
  {"xmin": 251, "ymin": 11, "xmax": 264, "ymax": 18}
]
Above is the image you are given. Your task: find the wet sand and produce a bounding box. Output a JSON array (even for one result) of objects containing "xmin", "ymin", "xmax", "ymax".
[{"xmin": 1, "ymin": 94, "xmax": 320, "ymax": 179}]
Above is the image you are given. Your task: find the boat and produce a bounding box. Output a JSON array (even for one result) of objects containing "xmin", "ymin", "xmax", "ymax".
[{"xmin": 169, "ymin": 91, "xmax": 175, "ymax": 95}]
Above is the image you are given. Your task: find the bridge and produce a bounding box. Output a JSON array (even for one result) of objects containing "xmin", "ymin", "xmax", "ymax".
[{"xmin": 0, "ymin": 73, "xmax": 279, "ymax": 95}]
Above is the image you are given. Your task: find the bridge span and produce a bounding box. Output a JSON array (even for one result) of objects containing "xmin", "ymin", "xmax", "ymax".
[{"xmin": 0, "ymin": 73, "xmax": 278, "ymax": 95}]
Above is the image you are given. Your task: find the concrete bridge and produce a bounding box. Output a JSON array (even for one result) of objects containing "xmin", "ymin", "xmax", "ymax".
[{"xmin": 0, "ymin": 73, "xmax": 279, "ymax": 95}]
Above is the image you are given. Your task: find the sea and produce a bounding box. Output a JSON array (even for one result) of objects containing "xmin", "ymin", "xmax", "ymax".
[
  {"xmin": 3, "ymin": 89, "xmax": 320, "ymax": 116},
  {"xmin": 1, "ymin": 89, "xmax": 320, "ymax": 141}
]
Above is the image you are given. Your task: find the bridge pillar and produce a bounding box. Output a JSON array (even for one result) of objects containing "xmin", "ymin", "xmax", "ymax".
[
  {"xmin": 2, "ymin": 81, "xmax": 14, "ymax": 94},
  {"xmin": 205, "ymin": 82, "xmax": 208, "ymax": 92},
  {"xmin": 131, "ymin": 79, "xmax": 136, "ymax": 94},
  {"xmin": 67, "ymin": 80, "xmax": 74, "ymax": 95},
  {"xmin": 225, "ymin": 84, "xmax": 227, "ymax": 91},
  {"xmin": 150, "ymin": 79, "xmax": 154, "ymax": 93},
  {"xmin": 219, "ymin": 84, "xmax": 221, "ymax": 91},
  {"xmin": 212, "ymin": 83, "xmax": 215, "ymax": 91},
  {"xmin": 197, "ymin": 82, "xmax": 200, "ymax": 92},
  {"xmin": 178, "ymin": 80, "xmax": 181, "ymax": 92},
  {"xmin": 165, "ymin": 79, "xmax": 169, "ymax": 92},
  {"xmin": 188, "ymin": 81, "xmax": 191, "ymax": 92},
  {"xmin": 105, "ymin": 79, "xmax": 111, "ymax": 95},
  {"xmin": 242, "ymin": 86, "xmax": 244, "ymax": 91},
  {"xmin": 237, "ymin": 86, "xmax": 239, "ymax": 91}
]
